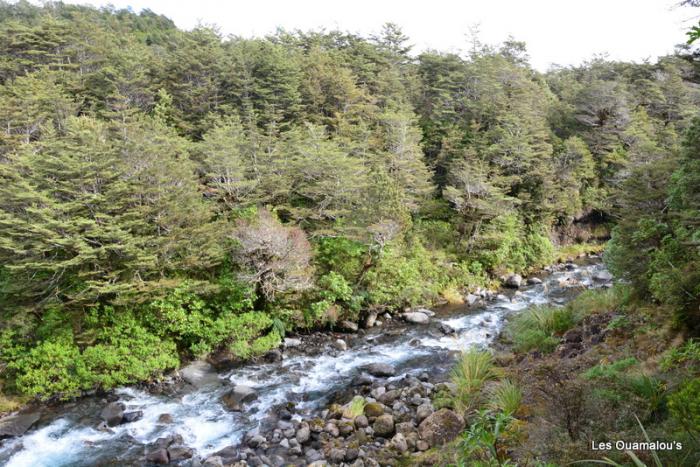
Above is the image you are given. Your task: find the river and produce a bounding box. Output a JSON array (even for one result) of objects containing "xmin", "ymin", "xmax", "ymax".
[{"xmin": 0, "ymin": 257, "xmax": 610, "ymax": 466}]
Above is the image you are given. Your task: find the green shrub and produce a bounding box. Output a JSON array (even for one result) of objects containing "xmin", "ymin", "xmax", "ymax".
[
  {"xmin": 660, "ymin": 339, "xmax": 700, "ymax": 370},
  {"xmin": 8, "ymin": 312, "xmax": 179, "ymax": 400},
  {"xmin": 626, "ymin": 374, "xmax": 667, "ymax": 419},
  {"xmin": 606, "ymin": 315, "xmax": 630, "ymax": 331},
  {"xmin": 668, "ymin": 377, "xmax": 700, "ymax": 434},
  {"xmin": 583, "ymin": 357, "xmax": 639, "ymax": 380},
  {"xmin": 225, "ymin": 312, "xmax": 280, "ymax": 359},
  {"xmin": 144, "ymin": 280, "xmax": 256, "ymax": 356},
  {"xmin": 248, "ymin": 330, "xmax": 282, "ymax": 357},
  {"xmin": 457, "ymin": 410, "xmax": 516, "ymax": 466},
  {"xmin": 314, "ymin": 236, "xmax": 366, "ymax": 281},
  {"xmin": 9, "ymin": 337, "xmax": 91, "ymax": 399},
  {"xmin": 475, "ymin": 215, "xmax": 554, "ymax": 274},
  {"xmin": 522, "ymin": 229, "xmax": 555, "ymax": 270},
  {"xmin": 80, "ymin": 318, "xmax": 179, "ymax": 389},
  {"xmin": 364, "ymin": 239, "xmax": 450, "ymax": 308},
  {"xmin": 413, "ymin": 219, "xmax": 460, "ymax": 253},
  {"xmin": 476, "ymin": 214, "xmax": 528, "ymax": 274}
]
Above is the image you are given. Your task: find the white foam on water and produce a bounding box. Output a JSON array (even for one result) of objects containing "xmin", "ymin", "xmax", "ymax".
[
  {"xmin": 0, "ymin": 261, "xmax": 611, "ymax": 466},
  {"xmin": 4, "ymin": 419, "xmax": 109, "ymax": 467}
]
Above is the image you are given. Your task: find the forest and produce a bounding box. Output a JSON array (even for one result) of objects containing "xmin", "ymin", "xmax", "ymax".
[{"xmin": 0, "ymin": 1, "xmax": 698, "ymax": 465}]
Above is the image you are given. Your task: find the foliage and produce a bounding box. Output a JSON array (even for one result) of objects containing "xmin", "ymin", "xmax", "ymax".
[
  {"xmin": 7, "ymin": 312, "xmax": 179, "ymax": 399},
  {"xmin": 457, "ymin": 410, "xmax": 517, "ymax": 466},
  {"xmin": 507, "ymin": 306, "xmax": 574, "ymax": 353},
  {"xmin": 667, "ymin": 378, "xmax": 700, "ymax": 435},
  {"xmin": 660, "ymin": 339, "xmax": 700, "ymax": 371},
  {"xmin": 0, "ymin": 0, "xmax": 697, "ymax": 409},
  {"xmin": 583, "ymin": 358, "xmax": 639, "ymax": 380},
  {"xmin": 451, "ymin": 350, "xmax": 499, "ymax": 413},
  {"xmin": 231, "ymin": 209, "xmax": 313, "ymax": 303},
  {"xmin": 488, "ymin": 380, "xmax": 523, "ymax": 417},
  {"xmin": 363, "ymin": 238, "xmax": 452, "ymax": 308}
]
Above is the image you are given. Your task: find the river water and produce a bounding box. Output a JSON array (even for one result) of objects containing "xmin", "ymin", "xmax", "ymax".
[{"xmin": 0, "ymin": 258, "xmax": 610, "ymax": 466}]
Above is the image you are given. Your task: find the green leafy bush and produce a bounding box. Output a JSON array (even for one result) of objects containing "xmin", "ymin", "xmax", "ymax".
[
  {"xmin": 475, "ymin": 215, "xmax": 554, "ymax": 274},
  {"xmin": 9, "ymin": 337, "xmax": 90, "ymax": 399},
  {"xmin": 314, "ymin": 237, "xmax": 366, "ymax": 282},
  {"xmin": 226, "ymin": 312, "xmax": 280, "ymax": 359},
  {"xmin": 364, "ymin": 239, "xmax": 449, "ymax": 307},
  {"xmin": 668, "ymin": 377, "xmax": 700, "ymax": 434},
  {"xmin": 8, "ymin": 311, "xmax": 179, "ymax": 399},
  {"xmin": 144, "ymin": 280, "xmax": 256, "ymax": 356}
]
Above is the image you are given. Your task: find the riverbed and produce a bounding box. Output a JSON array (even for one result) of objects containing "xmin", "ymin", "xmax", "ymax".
[{"xmin": 0, "ymin": 257, "xmax": 610, "ymax": 466}]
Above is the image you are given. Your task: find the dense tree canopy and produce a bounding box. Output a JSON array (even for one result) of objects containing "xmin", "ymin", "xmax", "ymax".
[{"xmin": 0, "ymin": 0, "xmax": 698, "ymax": 401}]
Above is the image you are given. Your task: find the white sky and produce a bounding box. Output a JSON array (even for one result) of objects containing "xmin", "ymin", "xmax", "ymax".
[{"xmin": 42, "ymin": 0, "xmax": 699, "ymax": 71}]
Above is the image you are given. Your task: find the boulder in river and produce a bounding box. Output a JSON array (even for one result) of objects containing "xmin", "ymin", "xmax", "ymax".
[
  {"xmin": 504, "ymin": 274, "xmax": 522, "ymax": 288},
  {"xmin": 527, "ymin": 277, "xmax": 543, "ymax": 285},
  {"xmin": 365, "ymin": 362, "xmax": 396, "ymax": 377},
  {"xmin": 145, "ymin": 448, "xmax": 169, "ymax": 464},
  {"xmin": 414, "ymin": 307, "xmax": 435, "ymax": 316},
  {"xmin": 402, "ymin": 311, "xmax": 429, "ymax": 324},
  {"xmin": 593, "ymin": 270, "xmax": 613, "ymax": 282},
  {"xmin": 168, "ymin": 445, "xmax": 194, "ymax": 462},
  {"xmin": 465, "ymin": 293, "xmax": 479, "ymax": 306},
  {"xmin": 203, "ymin": 456, "xmax": 225, "ymax": 467},
  {"xmin": 221, "ymin": 385, "xmax": 258, "ymax": 411},
  {"xmin": 439, "ymin": 322, "xmax": 456, "ymax": 335},
  {"xmin": 339, "ymin": 320, "xmax": 359, "ymax": 333},
  {"xmin": 157, "ymin": 413, "xmax": 174, "ymax": 424},
  {"xmin": 0, "ymin": 411, "xmax": 41, "ymax": 439},
  {"xmin": 100, "ymin": 402, "xmax": 125, "ymax": 427},
  {"xmin": 122, "ymin": 411, "xmax": 143, "ymax": 424},
  {"xmin": 333, "ymin": 339, "xmax": 348, "ymax": 351},
  {"xmin": 263, "ymin": 348, "xmax": 283, "ymax": 362},
  {"xmin": 180, "ymin": 360, "xmax": 220, "ymax": 388},
  {"xmin": 352, "ymin": 372, "xmax": 374, "ymax": 386},
  {"xmin": 418, "ymin": 408, "xmax": 465, "ymax": 447},
  {"xmin": 283, "ymin": 337, "xmax": 302, "ymax": 348}
]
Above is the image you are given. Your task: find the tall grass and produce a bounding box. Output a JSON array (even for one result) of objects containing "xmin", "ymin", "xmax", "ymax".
[
  {"xmin": 508, "ymin": 305, "xmax": 574, "ymax": 353},
  {"xmin": 452, "ymin": 350, "xmax": 499, "ymax": 413},
  {"xmin": 569, "ymin": 287, "xmax": 623, "ymax": 320},
  {"xmin": 488, "ymin": 379, "xmax": 523, "ymax": 416},
  {"xmin": 507, "ymin": 287, "xmax": 625, "ymax": 354}
]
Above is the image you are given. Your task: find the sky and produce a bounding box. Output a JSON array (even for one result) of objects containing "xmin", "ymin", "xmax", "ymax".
[{"xmin": 43, "ymin": 0, "xmax": 699, "ymax": 71}]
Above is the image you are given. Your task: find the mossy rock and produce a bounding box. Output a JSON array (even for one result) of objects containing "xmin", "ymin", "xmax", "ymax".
[{"xmin": 364, "ymin": 402, "xmax": 385, "ymax": 418}]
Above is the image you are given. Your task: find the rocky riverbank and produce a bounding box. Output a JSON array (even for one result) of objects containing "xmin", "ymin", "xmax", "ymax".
[{"xmin": 0, "ymin": 255, "xmax": 610, "ymax": 467}]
